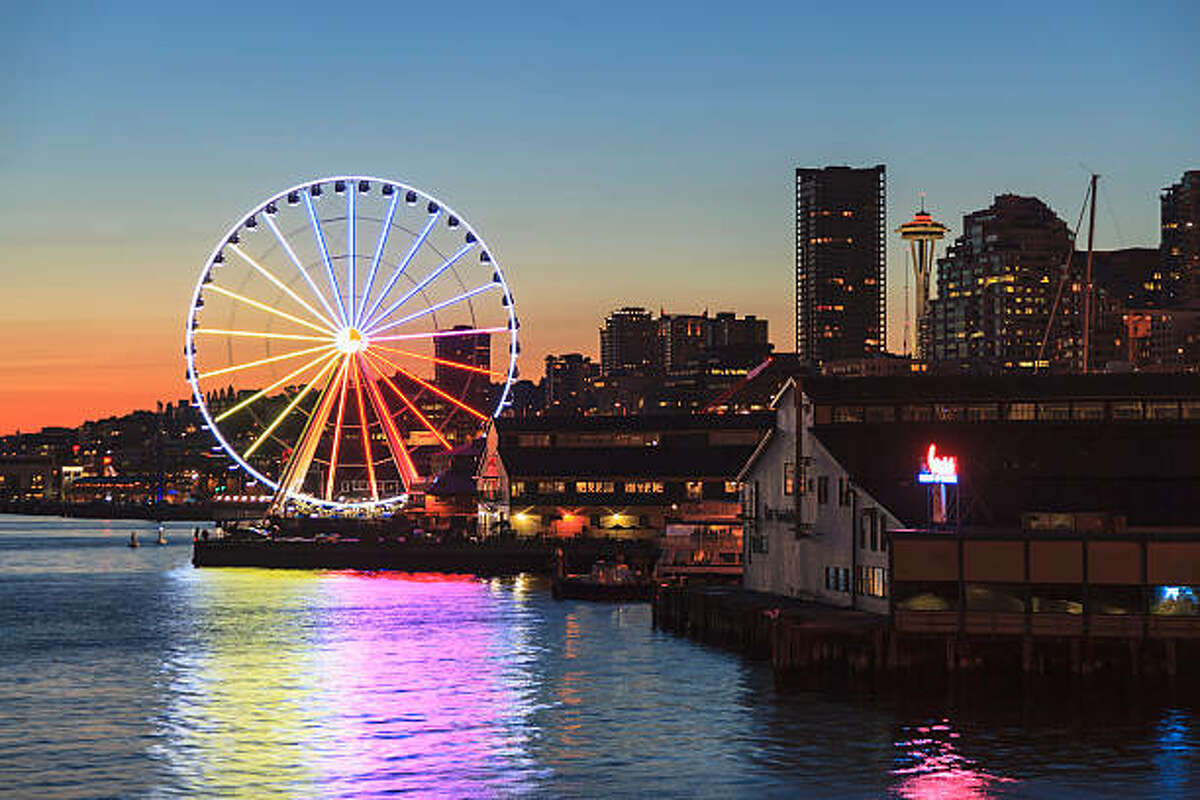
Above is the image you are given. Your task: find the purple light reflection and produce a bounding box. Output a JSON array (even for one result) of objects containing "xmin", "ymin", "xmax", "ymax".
[
  {"xmin": 890, "ymin": 720, "xmax": 1016, "ymax": 799},
  {"xmin": 307, "ymin": 572, "xmax": 542, "ymax": 797}
]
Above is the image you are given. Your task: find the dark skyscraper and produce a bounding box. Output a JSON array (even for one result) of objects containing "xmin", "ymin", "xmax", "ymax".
[
  {"xmin": 600, "ymin": 307, "xmax": 658, "ymax": 375},
  {"xmin": 1161, "ymin": 170, "xmax": 1200, "ymax": 307},
  {"xmin": 927, "ymin": 194, "xmax": 1072, "ymax": 373},
  {"xmin": 795, "ymin": 165, "xmax": 886, "ymax": 364}
]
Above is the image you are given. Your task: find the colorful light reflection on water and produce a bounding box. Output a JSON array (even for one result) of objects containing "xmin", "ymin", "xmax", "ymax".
[
  {"xmin": 2, "ymin": 518, "xmax": 1200, "ymax": 798},
  {"xmin": 890, "ymin": 720, "xmax": 1015, "ymax": 799},
  {"xmin": 159, "ymin": 569, "xmax": 548, "ymax": 798}
]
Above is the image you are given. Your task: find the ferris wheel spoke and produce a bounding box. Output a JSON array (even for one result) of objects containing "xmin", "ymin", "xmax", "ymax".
[
  {"xmin": 363, "ymin": 351, "xmax": 452, "ymax": 450},
  {"xmin": 372, "ymin": 344, "xmax": 502, "ymax": 378},
  {"xmin": 359, "ymin": 355, "xmax": 421, "ymax": 488},
  {"xmin": 366, "ymin": 282, "xmax": 498, "ymax": 338},
  {"xmin": 302, "ymin": 189, "xmax": 350, "ymax": 325},
  {"xmin": 324, "ymin": 357, "xmax": 352, "ymax": 500},
  {"xmin": 369, "ymin": 325, "xmax": 509, "ymax": 343},
  {"xmin": 362, "ymin": 241, "xmax": 477, "ymax": 333},
  {"xmin": 227, "ymin": 244, "xmax": 340, "ymax": 332},
  {"xmin": 354, "ymin": 189, "xmax": 400, "ymax": 328},
  {"xmin": 193, "ymin": 328, "xmax": 333, "ymax": 343},
  {"xmin": 351, "ymin": 361, "xmax": 379, "ymax": 500},
  {"xmin": 243, "ymin": 356, "xmax": 339, "ymax": 458},
  {"xmin": 359, "ymin": 211, "xmax": 440, "ymax": 330},
  {"xmin": 275, "ymin": 355, "xmax": 349, "ymax": 499},
  {"xmin": 214, "ymin": 349, "xmax": 339, "ymax": 423},
  {"xmin": 205, "ymin": 284, "xmax": 336, "ymax": 336},
  {"xmin": 197, "ymin": 343, "xmax": 335, "ymax": 380},
  {"xmin": 263, "ymin": 212, "xmax": 343, "ymax": 325},
  {"xmin": 366, "ymin": 349, "xmax": 488, "ymax": 421},
  {"xmin": 347, "ymin": 187, "xmax": 356, "ymax": 321}
]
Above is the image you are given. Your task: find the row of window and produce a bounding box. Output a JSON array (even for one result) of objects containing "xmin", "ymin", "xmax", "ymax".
[
  {"xmin": 826, "ymin": 399, "xmax": 1200, "ymax": 424},
  {"xmin": 513, "ymin": 431, "xmax": 762, "ymax": 448},
  {"xmin": 512, "ymin": 480, "xmax": 739, "ymax": 497},
  {"xmin": 894, "ymin": 583, "xmax": 1200, "ymax": 615}
]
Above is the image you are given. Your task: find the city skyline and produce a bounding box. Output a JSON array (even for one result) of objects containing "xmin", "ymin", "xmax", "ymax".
[{"xmin": 3, "ymin": 1, "xmax": 1198, "ymax": 433}]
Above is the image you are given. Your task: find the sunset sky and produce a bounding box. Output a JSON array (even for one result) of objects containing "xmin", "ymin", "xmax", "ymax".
[{"xmin": 2, "ymin": 0, "xmax": 1197, "ymax": 434}]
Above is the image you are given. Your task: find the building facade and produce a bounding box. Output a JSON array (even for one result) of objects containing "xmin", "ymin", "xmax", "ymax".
[
  {"xmin": 795, "ymin": 165, "xmax": 886, "ymax": 365},
  {"xmin": 544, "ymin": 353, "xmax": 600, "ymax": 414},
  {"xmin": 1161, "ymin": 170, "xmax": 1200, "ymax": 307},
  {"xmin": 477, "ymin": 416, "xmax": 770, "ymax": 567},
  {"xmin": 927, "ymin": 195, "xmax": 1072, "ymax": 373},
  {"xmin": 600, "ymin": 306, "xmax": 659, "ymax": 375},
  {"xmin": 739, "ymin": 380, "xmax": 899, "ymax": 614}
]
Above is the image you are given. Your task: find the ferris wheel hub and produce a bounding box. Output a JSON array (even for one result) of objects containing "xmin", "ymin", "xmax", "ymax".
[{"xmin": 334, "ymin": 327, "xmax": 369, "ymax": 355}]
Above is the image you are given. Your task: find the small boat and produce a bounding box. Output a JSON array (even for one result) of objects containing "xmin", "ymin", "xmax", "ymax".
[
  {"xmin": 128, "ymin": 531, "xmax": 139, "ymax": 548},
  {"xmin": 552, "ymin": 559, "xmax": 654, "ymax": 603},
  {"xmin": 156, "ymin": 525, "xmax": 168, "ymax": 546}
]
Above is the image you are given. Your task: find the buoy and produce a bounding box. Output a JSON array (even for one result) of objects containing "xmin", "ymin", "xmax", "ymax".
[{"xmin": 128, "ymin": 531, "xmax": 139, "ymax": 548}]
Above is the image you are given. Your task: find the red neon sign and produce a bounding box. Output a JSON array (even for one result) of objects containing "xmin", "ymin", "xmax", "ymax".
[{"xmin": 918, "ymin": 443, "xmax": 958, "ymax": 484}]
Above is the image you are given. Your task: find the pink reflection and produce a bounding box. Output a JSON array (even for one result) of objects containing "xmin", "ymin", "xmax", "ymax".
[
  {"xmin": 891, "ymin": 720, "xmax": 1015, "ymax": 800},
  {"xmin": 309, "ymin": 573, "xmax": 535, "ymax": 797}
]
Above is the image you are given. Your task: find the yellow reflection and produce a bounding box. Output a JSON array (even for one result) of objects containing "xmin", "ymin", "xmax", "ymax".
[{"xmin": 162, "ymin": 569, "xmax": 325, "ymax": 798}]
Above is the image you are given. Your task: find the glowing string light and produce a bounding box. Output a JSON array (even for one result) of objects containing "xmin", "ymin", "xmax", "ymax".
[
  {"xmin": 359, "ymin": 211, "xmax": 440, "ymax": 329},
  {"xmin": 367, "ymin": 349, "xmax": 487, "ymax": 421},
  {"xmin": 205, "ymin": 284, "xmax": 335, "ymax": 335},
  {"xmin": 361, "ymin": 240, "xmax": 475, "ymax": 332},
  {"xmin": 262, "ymin": 212, "xmax": 342, "ymax": 325},
  {"xmin": 366, "ymin": 283, "xmax": 498, "ymax": 337},
  {"xmin": 372, "ymin": 344, "xmax": 502, "ymax": 378},
  {"xmin": 243, "ymin": 356, "xmax": 339, "ymax": 457},
  {"xmin": 198, "ymin": 344, "xmax": 335, "ymax": 379},
  {"xmin": 351, "ymin": 360, "xmax": 379, "ymax": 500},
  {"xmin": 302, "ymin": 188, "xmax": 349, "ymax": 325},
  {"xmin": 362, "ymin": 351, "xmax": 452, "ymax": 449},
  {"xmin": 355, "ymin": 188, "xmax": 400, "ymax": 326},
  {"xmin": 214, "ymin": 349, "xmax": 339, "ymax": 423},
  {"xmin": 227, "ymin": 244, "xmax": 340, "ymax": 332}
]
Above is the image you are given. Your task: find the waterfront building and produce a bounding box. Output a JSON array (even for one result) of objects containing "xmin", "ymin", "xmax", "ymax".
[
  {"xmin": 476, "ymin": 414, "xmax": 771, "ymax": 570},
  {"xmin": 1161, "ymin": 169, "xmax": 1200, "ymax": 307},
  {"xmin": 600, "ymin": 307, "xmax": 659, "ymax": 375},
  {"xmin": 736, "ymin": 372, "xmax": 1200, "ymax": 613},
  {"xmin": 795, "ymin": 165, "xmax": 886, "ymax": 365},
  {"xmin": 890, "ymin": 513, "xmax": 1200, "ymax": 647},
  {"xmin": 927, "ymin": 195, "xmax": 1072, "ymax": 374},
  {"xmin": 739, "ymin": 379, "xmax": 899, "ymax": 614}
]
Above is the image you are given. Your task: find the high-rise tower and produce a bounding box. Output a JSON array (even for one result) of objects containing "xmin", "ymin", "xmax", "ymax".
[
  {"xmin": 795, "ymin": 165, "xmax": 886, "ymax": 365},
  {"xmin": 896, "ymin": 199, "xmax": 949, "ymax": 358}
]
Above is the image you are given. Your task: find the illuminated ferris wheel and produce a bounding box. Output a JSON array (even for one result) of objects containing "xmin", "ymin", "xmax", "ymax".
[{"xmin": 184, "ymin": 176, "xmax": 519, "ymax": 511}]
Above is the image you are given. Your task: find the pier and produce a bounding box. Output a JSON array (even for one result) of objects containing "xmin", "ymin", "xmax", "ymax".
[{"xmin": 653, "ymin": 583, "xmax": 1200, "ymax": 688}]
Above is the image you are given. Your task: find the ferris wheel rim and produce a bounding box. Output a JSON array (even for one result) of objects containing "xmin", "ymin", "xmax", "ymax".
[{"xmin": 183, "ymin": 175, "xmax": 519, "ymax": 510}]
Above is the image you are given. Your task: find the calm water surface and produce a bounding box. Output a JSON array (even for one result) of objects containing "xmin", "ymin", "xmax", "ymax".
[{"xmin": 1, "ymin": 515, "xmax": 1196, "ymax": 798}]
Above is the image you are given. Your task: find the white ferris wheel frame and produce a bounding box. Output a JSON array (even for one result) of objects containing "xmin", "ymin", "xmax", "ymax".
[{"xmin": 184, "ymin": 175, "xmax": 520, "ymax": 510}]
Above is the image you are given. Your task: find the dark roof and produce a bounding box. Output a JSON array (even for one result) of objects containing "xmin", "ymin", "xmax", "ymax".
[
  {"xmin": 802, "ymin": 373, "xmax": 1200, "ymax": 405},
  {"xmin": 499, "ymin": 445, "xmax": 756, "ymax": 479},
  {"xmin": 495, "ymin": 412, "xmax": 773, "ymax": 433}
]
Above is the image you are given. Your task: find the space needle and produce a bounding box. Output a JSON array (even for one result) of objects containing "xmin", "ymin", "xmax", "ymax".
[{"xmin": 896, "ymin": 196, "xmax": 949, "ymax": 358}]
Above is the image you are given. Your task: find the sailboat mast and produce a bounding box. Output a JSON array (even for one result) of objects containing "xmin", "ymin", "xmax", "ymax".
[{"xmin": 1082, "ymin": 173, "xmax": 1098, "ymax": 374}]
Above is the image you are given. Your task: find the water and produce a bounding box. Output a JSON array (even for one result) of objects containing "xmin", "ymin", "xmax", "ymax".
[{"xmin": 1, "ymin": 516, "xmax": 1196, "ymax": 799}]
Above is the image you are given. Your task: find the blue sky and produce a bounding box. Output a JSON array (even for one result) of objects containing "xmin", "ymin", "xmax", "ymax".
[{"xmin": 1, "ymin": 0, "xmax": 1197, "ymax": 429}]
